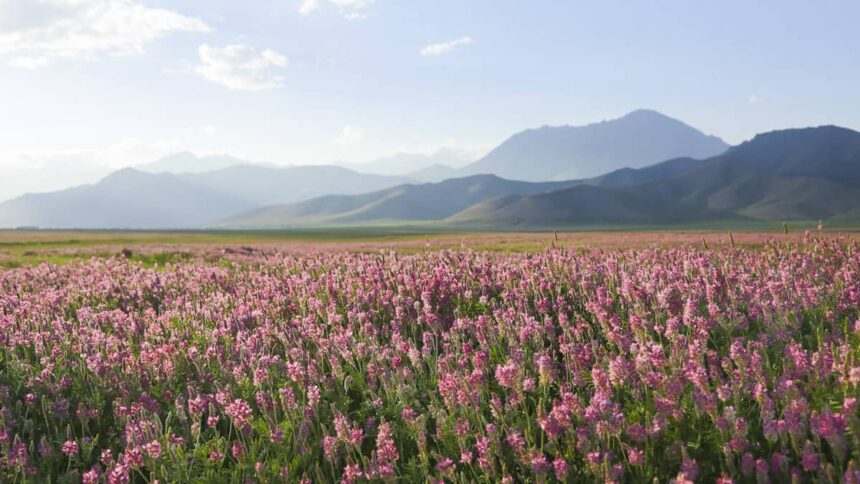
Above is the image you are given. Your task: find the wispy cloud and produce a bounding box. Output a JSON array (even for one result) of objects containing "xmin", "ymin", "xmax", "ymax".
[
  {"xmin": 334, "ymin": 126, "xmax": 363, "ymax": 146},
  {"xmin": 195, "ymin": 44, "xmax": 288, "ymax": 91},
  {"xmin": 0, "ymin": 0, "xmax": 211, "ymax": 68},
  {"xmin": 420, "ymin": 36, "xmax": 473, "ymax": 56},
  {"xmin": 298, "ymin": 0, "xmax": 320, "ymax": 15},
  {"xmin": 748, "ymin": 94, "xmax": 764, "ymax": 104},
  {"xmin": 0, "ymin": 137, "xmax": 183, "ymax": 201},
  {"xmin": 298, "ymin": 0, "xmax": 376, "ymax": 20},
  {"xmin": 190, "ymin": 125, "xmax": 220, "ymax": 137}
]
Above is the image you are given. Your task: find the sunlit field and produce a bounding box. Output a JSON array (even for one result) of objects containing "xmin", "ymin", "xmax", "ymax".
[
  {"xmin": 0, "ymin": 231, "xmax": 858, "ymax": 482},
  {"xmin": 2, "ymin": 227, "xmax": 858, "ymax": 267}
]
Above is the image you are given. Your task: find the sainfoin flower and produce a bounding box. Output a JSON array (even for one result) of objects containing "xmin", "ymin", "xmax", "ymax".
[
  {"xmin": 553, "ymin": 457, "xmax": 569, "ymax": 480},
  {"xmin": 10, "ymin": 439, "xmax": 28, "ymax": 467},
  {"xmin": 0, "ymin": 238, "xmax": 858, "ymax": 481},
  {"xmin": 145, "ymin": 440, "xmax": 162, "ymax": 459},
  {"xmin": 108, "ymin": 461, "xmax": 130, "ymax": 484},
  {"xmin": 495, "ymin": 362, "xmax": 519, "ymax": 388},
  {"xmin": 82, "ymin": 468, "xmax": 99, "ymax": 484},
  {"xmin": 802, "ymin": 443, "xmax": 820, "ymax": 471},
  {"xmin": 62, "ymin": 439, "xmax": 79, "ymax": 456},
  {"xmin": 231, "ymin": 441, "xmax": 246, "ymax": 460},
  {"xmin": 225, "ymin": 399, "xmax": 253, "ymax": 428},
  {"xmin": 370, "ymin": 421, "xmax": 398, "ymax": 478},
  {"xmin": 209, "ymin": 448, "xmax": 224, "ymax": 462}
]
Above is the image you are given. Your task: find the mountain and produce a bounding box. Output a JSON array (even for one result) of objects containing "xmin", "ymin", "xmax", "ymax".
[
  {"xmin": 0, "ymin": 164, "xmax": 411, "ymax": 229},
  {"xmin": 179, "ymin": 165, "xmax": 412, "ymax": 206},
  {"xmin": 342, "ymin": 149, "xmax": 473, "ymax": 176},
  {"xmin": 217, "ymin": 175, "xmax": 576, "ymax": 228},
  {"xmin": 6, "ymin": 124, "xmax": 857, "ymax": 230},
  {"xmin": 220, "ymin": 125, "xmax": 860, "ymax": 228},
  {"xmin": 217, "ymin": 152, "xmax": 717, "ymax": 228},
  {"xmin": 406, "ymin": 164, "xmax": 460, "ymax": 183},
  {"xmin": 449, "ymin": 126, "xmax": 860, "ymax": 226},
  {"xmin": 447, "ymin": 185, "xmax": 697, "ymax": 226},
  {"xmin": 716, "ymin": 125, "xmax": 860, "ymax": 185},
  {"xmin": 586, "ymin": 157, "xmax": 706, "ymax": 188},
  {"xmin": 661, "ymin": 126, "xmax": 860, "ymax": 220},
  {"xmin": 460, "ymin": 109, "xmax": 729, "ymax": 181},
  {"xmin": 0, "ymin": 169, "xmax": 252, "ymax": 229},
  {"xmin": 136, "ymin": 152, "xmax": 250, "ymax": 174}
]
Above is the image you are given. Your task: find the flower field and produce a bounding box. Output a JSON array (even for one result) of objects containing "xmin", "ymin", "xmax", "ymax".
[{"xmin": 0, "ymin": 237, "xmax": 859, "ymax": 482}]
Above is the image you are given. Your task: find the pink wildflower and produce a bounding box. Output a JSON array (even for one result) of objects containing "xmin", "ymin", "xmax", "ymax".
[{"xmin": 62, "ymin": 439, "xmax": 79, "ymax": 457}]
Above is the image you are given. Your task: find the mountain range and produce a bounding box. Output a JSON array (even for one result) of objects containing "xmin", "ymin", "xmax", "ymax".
[
  {"xmin": 459, "ymin": 109, "xmax": 729, "ymax": 181},
  {"xmin": 1, "ymin": 110, "xmax": 858, "ymax": 229},
  {"xmin": 221, "ymin": 126, "xmax": 860, "ymax": 228},
  {"xmin": 136, "ymin": 152, "xmax": 253, "ymax": 174},
  {"xmin": 0, "ymin": 165, "xmax": 409, "ymax": 229},
  {"xmin": 339, "ymin": 148, "xmax": 473, "ymax": 181},
  {"xmin": 217, "ymin": 176, "xmax": 577, "ymax": 228},
  {"xmin": 451, "ymin": 126, "xmax": 860, "ymax": 226}
]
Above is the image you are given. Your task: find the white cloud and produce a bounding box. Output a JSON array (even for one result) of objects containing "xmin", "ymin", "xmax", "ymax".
[
  {"xmin": 0, "ymin": 136, "xmax": 183, "ymax": 201},
  {"xmin": 420, "ymin": 36, "xmax": 473, "ymax": 56},
  {"xmin": 334, "ymin": 126, "xmax": 363, "ymax": 146},
  {"xmin": 332, "ymin": 0, "xmax": 375, "ymax": 19},
  {"xmin": 8, "ymin": 55, "xmax": 50, "ymax": 69},
  {"xmin": 0, "ymin": 0, "xmax": 211, "ymax": 68},
  {"xmin": 748, "ymin": 94, "xmax": 763, "ymax": 104},
  {"xmin": 298, "ymin": 0, "xmax": 320, "ymax": 15},
  {"xmin": 195, "ymin": 43, "xmax": 288, "ymax": 91},
  {"xmin": 298, "ymin": 0, "xmax": 375, "ymax": 20},
  {"xmin": 191, "ymin": 125, "xmax": 219, "ymax": 137},
  {"xmin": 0, "ymin": 129, "xmax": 252, "ymax": 201}
]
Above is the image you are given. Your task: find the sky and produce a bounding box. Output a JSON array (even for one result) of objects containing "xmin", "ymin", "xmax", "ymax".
[{"xmin": 0, "ymin": 0, "xmax": 859, "ymax": 201}]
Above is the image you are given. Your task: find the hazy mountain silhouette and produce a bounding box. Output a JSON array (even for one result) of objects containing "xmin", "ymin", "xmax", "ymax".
[
  {"xmin": 586, "ymin": 157, "xmax": 706, "ymax": 187},
  {"xmin": 136, "ymin": 152, "xmax": 250, "ymax": 174},
  {"xmin": 217, "ymin": 175, "xmax": 576, "ymax": 228},
  {"xmin": 222, "ymin": 125, "xmax": 860, "ymax": 228},
  {"xmin": 406, "ymin": 164, "xmax": 460, "ymax": 182},
  {"xmin": 179, "ymin": 165, "xmax": 411, "ymax": 206},
  {"xmin": 341, "ymin": 149, "xmax": 473, "ymax": 176},
  {"xmin": 0, "ymin": 169, "xmax": 253, "ymax": 229},
  {"xmin": 460, "ymin": 109, "xmax": 728, "ymax": 181},
  {"xmin": 0, "ymin": 165, "xmax": 410, "ymax": 229},
  {"xmin": 449, "ymin": 126, "xmax": 860, "ymax": 225},
  {"xmin": 4, "ymin": 124, "xmax": 858, "ymax": 229}
]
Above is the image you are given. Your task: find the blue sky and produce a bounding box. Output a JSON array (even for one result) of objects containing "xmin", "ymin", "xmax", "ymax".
[{"xmin": 0, "ymin": 0, "xmax": 858, "ymax": 199}]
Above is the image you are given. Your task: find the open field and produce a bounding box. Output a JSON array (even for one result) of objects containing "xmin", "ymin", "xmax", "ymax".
[
  {"xmin": 2, "ymin": 227, "xmax": 859, "ymax": 267},
  {"xmin": 0, "ymin": 231, "xmax": 859, "ymax": 481}
]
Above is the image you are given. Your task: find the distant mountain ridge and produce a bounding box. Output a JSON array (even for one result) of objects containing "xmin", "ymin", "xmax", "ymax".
[
  {"xmin": 217, "ymin": 175, "xmax": 577, "ymax": 228},
  {"xmin": 136, "ymin": 152, "xmax": 252, "ymax": 174},
  {"xmin": 0, "ymin": 169, "xmax": 253, "ymax": 229},
  {"xmin": 449, "ymin": 126, "xmax": 860, "ymax": 226},
  {"xmin": 220, "ymin": 125, "xmax": 860, "ymax": 228},
  {"xmin": 340, "ymin": 149, "xmax": 474, "ymax": 177},
  {"xmin": 179, "ymin": 165, "xmax": 411, "ymax": 207},
  {"xmin": 460, "ymin": 109, "xmax": 728, "ymax": 181},
  {"xmin": 3, "ymin": 114, "xmax": 859, "ymax": 230},
  {"xmin": 0, "ymin": 165, "xmax": 410, "ymax": 229}
]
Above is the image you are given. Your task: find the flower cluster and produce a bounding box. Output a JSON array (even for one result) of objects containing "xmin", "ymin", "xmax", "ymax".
[{"xmin": 0, "ymin": 237, "xmax": 858, "ymax": 482}]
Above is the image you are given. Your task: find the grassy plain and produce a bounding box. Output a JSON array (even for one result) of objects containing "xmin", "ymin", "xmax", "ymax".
[{"xmin": 1, "ymin": 224, "xmax": 859, "ymax": 268}]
